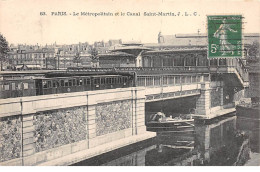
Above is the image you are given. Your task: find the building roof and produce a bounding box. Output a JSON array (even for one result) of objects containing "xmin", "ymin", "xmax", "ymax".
[{"xmin": 158, "ymin": 33, "xmax": 260, "ymax": 46}]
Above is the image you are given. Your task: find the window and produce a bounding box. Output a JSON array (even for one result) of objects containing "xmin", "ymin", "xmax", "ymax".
[
  {"xmin": 108, "ymin": 78, "xmax": 112, "ymax": 84},
  {"xmin": 210, "ymin": 59, "xmax": 218, "ymax": 66},
  {"xmin": 69, "ymin": 80, "xmax": 72, "ymax": 86},
  {"xmin": 197, "ymin": 76, "xmax": 201, "ymax": 82},
  {"xmin": 83, "ymin": 79, "xmax": 87, "ymax": 85},
  {"xmin": 18, "ymin": 83, "xmax": 22, "ymax": 90},
  {"xmin": 123, "ymin": 77, "xmax": 127, "ymax": 83},
  {"xmin": 181, "ymin": 76, "xmax": 186, "ymax": 83},
  {"xmin": 53, "ymin": 81, "xmax": 57, "ymax": 88},
  {"xmin": 192, "ymin": 76, "xmax": 197, "ymax": 83},
  {"xmin": 73, "ymin": 79, "xmax": 76, "ymax": 86},
  {"xmin": 118, "ymin": 77, "xmax": 122, "ymax": 84},
  {"xmin": 56, "ymin": 81, "xmax": 60, "ymax": 87},
  {"xmin": 95, "ymin": 78, "xmax": 100, "ymax": 84},
  {"xmin": 47, "ymin": 81, "xmax": 52, "ymax": 88},
  {"xmin": 4, "ymin": 84, "xmax": 9, "ymax": 90},
  {"xmin": 0, "ymin": 85, "xmax": 2, "ymax": 91},
  {"xmin": 43, "ymin": 81, "xmax": 47, "ymax": 88},
  {"xmin": 219, "ymin": 59, "xmax": 227, "ymax": 66},
  {"xmin": 186, "ymin": 76, "xmax": 191, "ymax": 83},
  {"xmin": 64, "ymin": 79, "xmax": 69, "ymax": 87},
  {"xmin": 12, "ymin": 83, "xmax": 16, "ymax": 90},
  {"xmin": 61, "ymin": 80, "xmax": 64, "ymax": 87},
  {"xmin": 79, "ymin": 79, "xmax": 83, "ymax": 85},
  {"xmin": 101, "ymin": 78, "xmax": 105, "ymax": 84},
  {"xmin": 24, "ymin": 83, "xmax": 29, "ymax": 89},
  {"xmin": 86, "ymin": 79, "xmax": 90, "ymax": 85},
  {"xmin": 77, "ymin": 79, "xmax": 80, "ymax": 86},
  {"xmin": 175, "ymin": 76, "xmax": 180, "ymax": 84}
]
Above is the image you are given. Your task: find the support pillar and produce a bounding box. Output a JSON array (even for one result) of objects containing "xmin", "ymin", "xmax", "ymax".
[
  {"xmin": 195, "ymin": 82, "xmax": 211, "ymax": 116},
  {"xmin": 22, "ymin": 114, "xmax": 36, "ymax": 165}
]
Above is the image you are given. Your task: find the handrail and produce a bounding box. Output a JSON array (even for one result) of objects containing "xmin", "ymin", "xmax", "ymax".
[{"xmin": 67, "ymin": 59, "xmax": 249, "ymax": 82}]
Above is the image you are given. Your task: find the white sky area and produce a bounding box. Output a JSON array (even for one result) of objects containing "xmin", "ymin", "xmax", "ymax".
[{"xmin": 0, "ymin": 0, "xmax": 260, "ymax": 45}]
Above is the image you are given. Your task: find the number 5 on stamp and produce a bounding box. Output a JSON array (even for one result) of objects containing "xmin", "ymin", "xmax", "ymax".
[{"xmin": 208, "ymin": 15, "xmax": 243, "ymax": 58}]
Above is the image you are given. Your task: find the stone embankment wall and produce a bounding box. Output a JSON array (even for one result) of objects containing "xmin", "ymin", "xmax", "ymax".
[{"xmin": 0, "ymin": 87, "xmax": 147, "ymax": 166}]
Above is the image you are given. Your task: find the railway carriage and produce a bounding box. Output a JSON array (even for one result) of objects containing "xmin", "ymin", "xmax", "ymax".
[
  {"xmin": 0, "ymin": 79, "xmax": 36, "ymax": 99},
  {"xmin": 0, "ymin": 73, "xmax": 135, "ymax": 99}
]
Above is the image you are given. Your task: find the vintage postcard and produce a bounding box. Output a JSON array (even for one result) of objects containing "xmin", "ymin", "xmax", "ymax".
[{"xmin": 0, "ymin": 0, "xmax": 259, "ymax": 167}]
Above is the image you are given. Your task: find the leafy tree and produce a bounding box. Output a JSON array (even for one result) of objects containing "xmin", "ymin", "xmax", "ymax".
[
  {"xmin": 90, "ymin": 47, "xmax": 99, "ymax": 67},
  {"xmin": 73, "ymin": 52, "xmax": 81, "ymax": 67},
  {"xmin": 0, "ymin": 33, "xmax": 10, "ymax": 70},
  {"xmin": 247, "ymin": 41, "xmax": 260, "ymax": 63}
]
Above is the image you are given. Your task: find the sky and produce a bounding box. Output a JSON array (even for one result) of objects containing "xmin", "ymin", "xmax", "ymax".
[{"xmin": 0, "ymin": 0, "xmax": 260, "ymax": 45}]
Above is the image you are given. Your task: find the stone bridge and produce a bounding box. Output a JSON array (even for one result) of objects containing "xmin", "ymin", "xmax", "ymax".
[{"xmin": 0, "ymin": 58, "xmax": 249, "ymax": 165}]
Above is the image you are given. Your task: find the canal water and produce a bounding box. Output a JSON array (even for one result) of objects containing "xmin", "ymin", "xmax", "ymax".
[
  {"xmin": 73, "ymin": 98, "xmax": 259, "ymax": 166},
  {"xmin": 72, "ymin": 112, "xmax": 259, "ymax": 166}
]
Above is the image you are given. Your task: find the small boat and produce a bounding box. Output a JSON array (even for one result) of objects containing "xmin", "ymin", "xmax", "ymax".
[
  {"xmin": 236, "ymin": 103, "xmax": 260, "ymax": 120},
  {"xmin": 146, "ymin": 112, "xmax": 194, "ymax": 132}
]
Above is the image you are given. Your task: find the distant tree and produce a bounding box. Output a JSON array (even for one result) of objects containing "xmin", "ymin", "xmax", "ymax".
[
  {"xmin": 73, "ymin": 52, "xmax": 81, "ymax": 67},
  {"xmin": 91, "ymin": 47, "xmax": 99, "ymax": 61},
  {"xmin": 90, "ymin": 47, "xmax": 99, "ymax": 68},
  {"xmin": 0, "ymin": 33, "xmax": 10, "ymax": 70},
  {"xmin": 247, "ymin": 41, "xmax": 260, "ymax": 63}
]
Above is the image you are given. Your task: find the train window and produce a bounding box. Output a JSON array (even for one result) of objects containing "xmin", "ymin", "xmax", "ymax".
[
  {"xmin": 94, "ymin": 78, "xmax": 100, "ymax": 84},
  {"xmin": 47, "ymin": 81, "xmax": 51, "ymax": 88},
  {"xmin": 118, "ymin": 77, "xmax": 122, "ymax": 84},
  {"xmin": 123, "ymin": 77, "xmax": 127, "ymax": 83},
  {"xmin": 79, "ymin": 79, "xmax": 83, "ymax": 85},
  {"xmin": 192, "ymin": 76, "xmax": 197, "ymax": 83},
  {"xmin": 175, "ymin": 76, "xmax": 180, "ymax": 84},
  {"xmin": 73, "ymin": 79, "xmax": 76, "ymax": 86},
  {"xmin": 210, "ymin": 59, "xmax": 218, "ymax": 66},
  {"xmin": 61, "ymin": 80, "xmax": 64, "ymax": 87},
  {"xmin": 43, "ymin": 81, "xmax": 48, "ymax": 88},
  {"xmin": 86, "ymin": 79, "xmax": 90, "ymax": 85},
  {"xmin": 186, "ymin": 76, "xmax": 191, "ymax": 83},
  {"xmin": 24, "ymin": 83, "xmax": 29, "ymax": 89},
  {"xmin": 18, "ymin": 83, "xmax": 22, "ymax": 90},
  {"xmin": 108, "ymin": 78, "xmax": 112, "ymax": 84},
  {"xmin": 219, "ymin": 59, "xmax": 227, "ymax": 66},
  {"xmin": 53, "ymin": 81, "xmax": 57, "ymax": 88},
  {"xmin": 4, "ymin": 84, "xmax": 9, "ymax": 91},
  {"xmin": 83, "ymin": 79, "xmax": 87, "ymax": 85},
  {"xmin": 101, "ymin": 78, "xmax": 105, "ymax": 84},
  {"xmin": 64, "ymin": 79, "xmax": 69, "ymax": 87},
  {"xmin": 68, "ymin": 80, "xmax": 72, "ymax": 86},
  {"xmin": 181, "ymin": 76, "xmax": 186, "ymax": 83},
  {"xmin": 197, "ymin": 76, "xmax": 201, "ymax": 82},
  {"xmin": 12, "ymin": 83, "xmax": 16, "ymax": 90}
]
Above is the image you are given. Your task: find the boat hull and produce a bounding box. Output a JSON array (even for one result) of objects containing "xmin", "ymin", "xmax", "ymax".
[{"xmin": 236, "ymin": 105, "xmax": 260, "ymax": 120}]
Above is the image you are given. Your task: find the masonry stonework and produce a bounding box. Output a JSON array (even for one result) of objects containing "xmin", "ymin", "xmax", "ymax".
[{"xmin": 0, "ymin": 115, "xmax": 22, "ymax": 162}]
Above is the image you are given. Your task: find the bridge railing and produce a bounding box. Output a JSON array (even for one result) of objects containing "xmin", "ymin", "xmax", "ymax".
[
  {"xmin": 136, "ymin": 73, "xmax": 209, "ymax": 87},
  {"xmin": 222, "ymin": 58, "xmax": 249, "ymax": 82},
  {"xmin": 67, "ymin": 58, "xmax": 248, "ymax": 82}
]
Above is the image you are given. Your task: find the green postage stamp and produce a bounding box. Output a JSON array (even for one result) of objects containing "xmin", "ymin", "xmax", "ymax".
[{"xmin": 208, "ymin": 15, "xmax": 243, "ymax": 58}]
